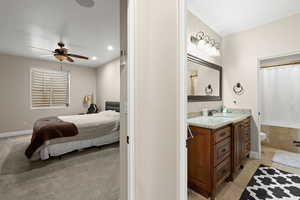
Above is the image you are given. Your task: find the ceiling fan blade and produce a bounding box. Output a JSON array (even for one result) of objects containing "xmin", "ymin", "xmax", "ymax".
[
  {"xmin": 29, "ymin": 46, "xmax": 53, "ymax": 52},
  {"xmin": 67, "ymin": 56, "xmax": 74, "ymax": 62},
  {"xmin": 67, "ymin": 54, "xmax": 89, "ymax": 60}
]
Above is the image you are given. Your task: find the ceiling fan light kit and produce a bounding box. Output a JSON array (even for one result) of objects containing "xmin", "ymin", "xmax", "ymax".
[
  {"xmin": 54, "ymin": 54, "xmax": 67, "ymax": 62},
  {"xmin": 32, "ymin": 42, "xmax": 89, "ymax": 63}
]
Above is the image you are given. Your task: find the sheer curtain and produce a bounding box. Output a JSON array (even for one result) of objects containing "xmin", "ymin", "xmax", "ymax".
[{"xmin": 261, "ymin": 64, "xmax": 300, "ymax": 127}]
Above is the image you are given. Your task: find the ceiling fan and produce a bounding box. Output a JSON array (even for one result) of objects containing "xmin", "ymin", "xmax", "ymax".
[{"xmin": 32, "ymin": 42, "xmax": 89, "ymax": 63}]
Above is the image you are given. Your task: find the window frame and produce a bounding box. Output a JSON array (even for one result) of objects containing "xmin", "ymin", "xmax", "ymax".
[{"xmin": 30, "ymin": 68, "xmax": 71, "ymax": 110}]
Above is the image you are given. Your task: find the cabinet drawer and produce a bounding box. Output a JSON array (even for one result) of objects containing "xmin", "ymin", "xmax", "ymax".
[
  {"xmin": 215, "ymin": 157, "xmax": 231, "ymax": 186},
  {"xmin": 214, "ymin": 138, "xmax": 231, "ymax": 166},
  {"xmin": 243, "ymin": 119, "xmax": 251, "ymax": 127},
  {"xmin": 214, "ymin": 127, "xmax": 231, "ymax": 144}
]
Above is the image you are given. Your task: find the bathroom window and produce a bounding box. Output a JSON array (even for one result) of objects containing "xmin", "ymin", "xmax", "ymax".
[{"xmin": 31, "ymin": 68, "xmax": 70, "ymax": 109}]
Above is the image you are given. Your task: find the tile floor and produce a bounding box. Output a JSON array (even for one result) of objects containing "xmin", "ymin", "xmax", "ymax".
[{"xmin": 188, "ymin": 145, "xmax": 300, "ymax": 200}]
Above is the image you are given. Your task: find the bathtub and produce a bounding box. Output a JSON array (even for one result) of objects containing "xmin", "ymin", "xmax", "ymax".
[
  {"xmin": 261, "ymin": 122, "xmax": 300, "ymax": 153},
  {"xmin": 262, "ymin": 121, "xmax": 300, "ymax": 130}
]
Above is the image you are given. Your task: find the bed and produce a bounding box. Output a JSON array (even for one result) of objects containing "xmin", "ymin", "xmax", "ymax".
[{"xmin": 26, "ymin": 102, "xmax": 120, "ymax": 160}]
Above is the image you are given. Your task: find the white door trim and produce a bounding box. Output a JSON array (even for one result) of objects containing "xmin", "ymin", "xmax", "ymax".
[
  {"xmin": 257, "ymin": 58, "xmax": 262, "ymax": 160},
  {"xmin": 127, "ymin": 0, "xmax": 135, "ymax": 199},
  {"xmin": 179, "ymin": 0, "xmax": 187, "ymax": 200}
]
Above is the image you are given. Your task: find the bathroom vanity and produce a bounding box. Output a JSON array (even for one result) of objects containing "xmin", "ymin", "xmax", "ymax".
[
  {"xmin": 186, "ymin": 53, "xmax": 251, "ymax": 199},
  {"xmin": 187, "ymin": 114, "xmax": 251, "ymax": 200}
]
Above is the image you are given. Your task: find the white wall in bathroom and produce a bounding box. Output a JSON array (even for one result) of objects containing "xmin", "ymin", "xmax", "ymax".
[
  {"xmin": 187, "ymin": 11, "xmax": 223, "ymax": 113},
  {"xmin": 222, "ymin": 13, "xmax": 300, "ymax": 154},
  {"xmin": 188, "ymin": 101, "xmax": 223, "ymax": 114}
]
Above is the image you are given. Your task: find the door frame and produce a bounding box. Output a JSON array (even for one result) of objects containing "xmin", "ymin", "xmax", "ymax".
[
  {"xmin": 256, "ymin": 49, "xmax": 300, "ymax": 160},
  {"xmin": 126, "ymin": 0, "xmax": 135, "ymax": 199},
  {"xmin": 256, "ymin": 58, "xmax": 263, "ymax": 160},
  {"xmin": 179, "ymin": 0, "xmax": 188, "ymax": 199}
]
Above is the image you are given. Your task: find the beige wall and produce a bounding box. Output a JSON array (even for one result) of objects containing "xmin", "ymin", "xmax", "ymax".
[
  {"xmin": 222, "ymin": 13, "xmax": 300, "ymax": 153},
  {"xmin": 187, "ymin": 11, "xmax": 222, "ymax": 114},
  {"xmin": 133, "ymin": 0, "xmax": 183, "ymax": 199},
  {"xmin": 0, "ymin": 54, "xmax": 97, "ymax": 133},
  {"xmin": 96, "ymin": 58, "xmax": 120, "ymax": 110}
]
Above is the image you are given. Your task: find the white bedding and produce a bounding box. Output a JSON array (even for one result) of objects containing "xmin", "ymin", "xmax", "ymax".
[
  {"xmin": 32, "ymin": 111, "xmax": 120, "ymax": 160},
  {"xmin": 58, "ymin": 110, "xmax": 120, "ymax": 129}
]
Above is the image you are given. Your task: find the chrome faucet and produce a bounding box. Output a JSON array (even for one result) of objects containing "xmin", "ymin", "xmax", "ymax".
[{"xmin": 208, "ymin": 109, "xmax": 218, "ymax": 116}]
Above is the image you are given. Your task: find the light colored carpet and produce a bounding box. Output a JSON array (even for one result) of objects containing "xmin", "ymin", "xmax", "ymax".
[
  {"xmin": 0, "ymin": 135, "xmax": 119, "ymax": 200},
  {"xmin": 272, "ymin": 150, "xmax": 300, "ymax": 169}
]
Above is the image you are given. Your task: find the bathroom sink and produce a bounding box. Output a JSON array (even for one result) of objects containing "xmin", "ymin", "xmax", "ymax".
[
  {"xmin": 187, "ymin": 116, "xmax": 232, "ymax": 129},
  {"xmin": 212, "ymin": 113, "xmax": 240, "ymax": 118}
]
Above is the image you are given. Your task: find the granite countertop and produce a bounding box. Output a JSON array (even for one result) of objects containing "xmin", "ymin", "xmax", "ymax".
[{"xmin": 187, "ymin": 112, "xmax": 251, "ymax": 130}]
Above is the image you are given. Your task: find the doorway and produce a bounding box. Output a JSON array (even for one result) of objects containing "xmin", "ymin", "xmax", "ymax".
[
  {"xmin": 258, "ymin": 52, "xmax": 300, "ymax": 168},
  {"xmin": 0, "ymin": 0, "xmax": 133, "ymax": 199}
]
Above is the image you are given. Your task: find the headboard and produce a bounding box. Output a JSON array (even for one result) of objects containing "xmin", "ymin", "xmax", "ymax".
[{"xmin": 105, "ymin": 101, "xmax": 120, "ymax": 112}]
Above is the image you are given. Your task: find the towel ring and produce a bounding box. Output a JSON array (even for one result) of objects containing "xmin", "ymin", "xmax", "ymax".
[
  {"xmin": 233, "ymin": 83, "xmax": 244, "ymax": 95},
  {"xmin": 205, "ymin": 84, "xmax": 213, "ymax": 95}
]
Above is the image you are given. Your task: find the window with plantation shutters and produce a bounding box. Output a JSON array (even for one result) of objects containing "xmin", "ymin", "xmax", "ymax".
[{"xmin": 31, "ymin": 68, "xmax": 70, "ymax": 108}]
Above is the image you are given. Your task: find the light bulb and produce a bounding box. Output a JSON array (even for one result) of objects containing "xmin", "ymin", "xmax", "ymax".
[
  {"xmin": 107, "ymin": 45, "xmax": 114, "ymax": 51},
  {"xmin": 215, "ymin": 48, "xmax": 220, "ymax": 57}
]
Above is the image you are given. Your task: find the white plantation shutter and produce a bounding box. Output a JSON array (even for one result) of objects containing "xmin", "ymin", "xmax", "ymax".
[{"xmin": 31, "ymin": 69, "xmax": 70, "ymax": 108}]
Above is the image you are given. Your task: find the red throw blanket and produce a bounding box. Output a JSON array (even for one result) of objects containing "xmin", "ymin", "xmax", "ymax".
[{"xmin": 25, "ymin": 117, "xmax": 79, "ymax": 159}]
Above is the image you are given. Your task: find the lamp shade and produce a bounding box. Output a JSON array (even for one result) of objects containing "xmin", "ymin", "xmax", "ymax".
[{"xmin": 83, "ymin": 95, "xmax": 92, "ymax": 103}]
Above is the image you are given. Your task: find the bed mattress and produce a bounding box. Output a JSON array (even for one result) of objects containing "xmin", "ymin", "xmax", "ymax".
[{"xmin": 31, "ymin": 111, "xmax": 120, "ymax": 160}]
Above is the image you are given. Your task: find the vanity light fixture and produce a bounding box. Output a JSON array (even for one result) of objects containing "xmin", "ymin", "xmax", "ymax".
[
  {"xmin": 190, "ymin": 31, "xmax": 221, "ymax": 57},
  {"xmin": 91, "ymin": 56, "xmax": 97, "ymax": 60}
]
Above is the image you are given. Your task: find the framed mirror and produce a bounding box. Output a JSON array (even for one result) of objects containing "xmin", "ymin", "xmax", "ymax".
[{"xmin": 187, "ymin": 54, "xmax": 222, "ymax": 102}]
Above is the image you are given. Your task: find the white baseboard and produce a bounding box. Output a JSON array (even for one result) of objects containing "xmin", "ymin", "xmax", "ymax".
[
  {"xmin": 250, "ymin": 151, "xmax": 260, "ymax": 160},
  {"xmin": 0, "ymin": 130, "xmax": 32, "ymax": 138}
]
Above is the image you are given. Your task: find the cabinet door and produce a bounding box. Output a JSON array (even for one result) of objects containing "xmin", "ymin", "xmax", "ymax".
[
  {"xmin": 240, "ymin": 125, "xmax": 247, "ymax": 160},
  {"xmin": 233, "ymin": 123, "xmax": 243, "ymax": 171},
  {"xmin": 242, "ymin": 122, "xmax": 251, "ymax": 157},
  {"xmin": 188, "ymin": 127, "xmax": 211, "ymax": 192},
  {"xmin": 237, "ymin": 124, "xmax": 245, "ymax": 164}
]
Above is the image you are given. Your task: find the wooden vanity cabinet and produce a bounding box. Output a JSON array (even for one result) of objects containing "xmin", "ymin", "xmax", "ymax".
[
  {"xmin": 232, "ymin": 117, "xmax": 251, "ymax": 177},
  {"xmin": 188, "ymin": 125, "xmax": 232, "ymax": 200},
  {"xmin": 188, "ymin": 117, "xmax": 251, "ymax": 199}
]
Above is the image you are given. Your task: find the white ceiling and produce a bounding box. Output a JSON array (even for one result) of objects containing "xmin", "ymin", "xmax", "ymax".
[
  {"xmin": 0, "ymin": 0, "xmax": 120, "ymax": 67},
  {"xmin": 188, "ymin": 0, "xmax": 300, "ymax": 36}
]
